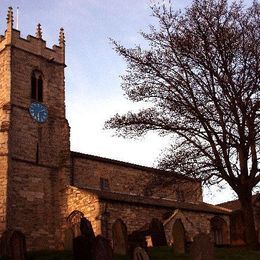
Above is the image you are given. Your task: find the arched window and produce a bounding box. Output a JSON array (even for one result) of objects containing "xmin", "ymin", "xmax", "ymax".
[
  {"xmin": 31, "ymin": 70, "xmax": 43, "ymax": 102},
  {"xmin": 210, "ymin": 216, "xmax": 228, "ymax": 245}
]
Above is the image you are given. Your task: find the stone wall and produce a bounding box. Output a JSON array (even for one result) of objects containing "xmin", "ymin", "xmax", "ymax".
[
  {"xmin": 7, "ymin": 160, "xmax": 60, "ymax": 250},
  {"xmin": 65, "ymin": 186, "xmax": 101, "ymax": 236},
  {"xmin": 100, "ymin": 200, "xmax": 168, "ymax": 240},
  {"xmin": 163, "ymin": 210, "xmax": 230, "ymax": 245},
  {"xmin": 97, "ymin": 200, "xmax": 230, "ymax": 245},
  {"xmin": 0, "ymin": 156, "xmax": 8, "ymax": 234},
  {"xmin": 72, "ymin": 154, "xmax": 202, "ymax": 203},
  {"xmin": 0, "ymin": 47, "xmax": 11, "ymax": 235},
  {"xmin": 64, "ymin": 185, "xmax": 231, "ymax": 248}
]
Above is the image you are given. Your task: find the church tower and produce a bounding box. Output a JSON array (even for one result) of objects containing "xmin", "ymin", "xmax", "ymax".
[{"xmin": 0, "ymin": 8, "xmax": 71, "ymax": 250}]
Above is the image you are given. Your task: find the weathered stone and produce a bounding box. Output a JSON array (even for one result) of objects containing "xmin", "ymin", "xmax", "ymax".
[
  {"xmin": 172, "ymin": 219, "xmax": 185, "ymax": 254},
  {"xmin": 133, "ymin": 247, "xmax": 150, "ymax": 260},
  {"xmin": 64, "ymin": 228, "xmax": 74, "ymax": 250},
  {"xmin": 189, "ymin": 233, "xmax": 215, "ymax": 260},
  {"xmin": 92, "ymin": 235, "xmax": 113, "ymax": 260},
  {"xmin": 112, "ymin": 219, "xmax": 128, "ymax": 255}
]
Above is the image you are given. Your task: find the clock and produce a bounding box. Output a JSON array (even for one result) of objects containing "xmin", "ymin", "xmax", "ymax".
[{"xmin": 29, "ymin": 102, "xmax": 48, "ymax": 123}]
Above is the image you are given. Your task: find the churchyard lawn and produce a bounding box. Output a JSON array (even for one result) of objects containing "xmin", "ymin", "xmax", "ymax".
[{"xmin": 2, "ymin": 247, "xmax": 256, "ymax": 260}]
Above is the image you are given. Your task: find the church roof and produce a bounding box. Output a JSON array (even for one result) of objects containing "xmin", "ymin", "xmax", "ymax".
[
  {"xmin": 217, "ymin": 194, "xmax": 260, "ymax": 211},
  {"xmin": 71, "ymin": 151, "xmax": 198, "ymax": 182},
  {"xmin": 75, "ymin": 186, "xmax": 231, "ymax": 215}
]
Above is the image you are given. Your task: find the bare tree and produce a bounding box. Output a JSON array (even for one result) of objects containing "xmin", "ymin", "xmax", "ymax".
[{"xmin": 105, "ymin": 0, "xmax": 260, "ymax": 247}]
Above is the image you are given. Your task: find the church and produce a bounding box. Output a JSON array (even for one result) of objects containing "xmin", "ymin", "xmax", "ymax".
[{"xmin": 0, "ymin": 7, "xmax": 245, "ymax": 252}]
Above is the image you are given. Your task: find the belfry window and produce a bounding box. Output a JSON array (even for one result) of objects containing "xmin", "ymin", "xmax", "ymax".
[{"xmin": 31, "ymin": 70, "xmax": 43, "ymax": 102}]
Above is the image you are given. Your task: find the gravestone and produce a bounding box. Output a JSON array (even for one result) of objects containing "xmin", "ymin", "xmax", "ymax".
[
  {"xmin": 92, "ymin": 235, "xmax": 113, "ymax": 260},
  {"xmin": 133, "ymin": 247, "xmax": 150, "ymax": 260},
  {"xmin": 149, "ymin": 218, "xmax": 167, "ymax": 247},
  {"xmin": 112, "ymin": 219, "xmax": 128, "ymax": 255},
  {"xmin": 73, "ymin": 222, "xmax": 81, "ymax": 238},
  {"xmin": 80, "ymin": 217, "xmax": 95, "ymax": 243},
  {"xmin": 64, "ymin": 228, "xmax": 74, "ymax": 250},
  {"xmin": 10, "ymin": 231, "xmax": 27, "ymax": 260},
  {"xmin": 73, "ymin": 217, "xmax": 96, "ymax": 260},
  {"xmin": 67, "ymin": 210, "xmax": 84, "ymax": 238},
  {"xmin": 128, "ymin": 231, "xmax": 147, "ymax": 255},
  {"xmin": 73, "ymin": 235, "xmax": 92, "ymax": 260},
  {"xmin": 0, "ymin": 230, "xmax": 11, "ymax": 257},
  {"xmin": 189, "ymin": 233, "xmax": 215, "ymax": 260},
  {"xmin": 172, "ymin": 219, "xmax": 185, "ymax": 254}
]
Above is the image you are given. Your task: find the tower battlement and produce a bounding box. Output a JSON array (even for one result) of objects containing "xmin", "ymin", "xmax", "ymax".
[{"xmin": 0, "ymin": 7, "xmax": 65, "ymax": 64}]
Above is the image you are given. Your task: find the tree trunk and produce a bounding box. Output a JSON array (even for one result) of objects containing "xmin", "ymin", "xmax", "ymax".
[{"xmin": 239, "ymin": 192, "xmax": 258, "ymax": 249}]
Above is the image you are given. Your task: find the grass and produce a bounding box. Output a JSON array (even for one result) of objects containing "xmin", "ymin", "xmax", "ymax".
[
  {"xmin": 115, "ymin": 247, "xmax": 260, "ymax": 260},
  {"xmin": 215, "ymin": 247, "xmax": 260, "ymax": 260},
  {"xmin": 1, "ymin": 247, "xmax": 259, "ymax": 260}
]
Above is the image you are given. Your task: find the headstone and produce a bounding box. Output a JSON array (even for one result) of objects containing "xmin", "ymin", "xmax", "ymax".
[
  {"xmin": 73, "ymin": 235, "xmax": 92, "ymax": 260},
  {"xmin": 112, "ymin": 219, "xmax": 128, "ymax": 255},
  {"xmin": 10, "ymin": 231, "xmax": 27, "ymax": 260},
  {"xmin": 64, "ymin": 228, "xmax": 74, "ymax": 250},
  {"xmin": 189, "ymin": 233, "xmax": 215, "ymax": 260},
  {"xmin": 73, "ymin": 222, "xmax": 81, "ymax": 238},
  {"xmin": 92, "ymin": 235, "xmax": 113, "ymax": 260},
  {"xmin": 73, "ymin": 217, "xmax": 96, "ymax": 260},
  {"xmin": 0, "ymin": 230, "xmax": 11, "ymax": 257},
  {"xmin": 149, "ymin": 218, "xmax": 167, "ymax": 247},
  {"xmin": 80, "ymin": 217, "xmax": 95, "ymax": 243},
  {"xmin": 67, "ymin": 210, "xmax": 84, "ymax": 238},
  {"xmin": 172, "ymin": 219, "xmax": 185, "ymax": 254},
  {"xmin": 128, "ymin": 231, "xmax": 147, "ymax": 255},
  {"xmin": 133, "ymin": 247, "xmax": 150, "ymax": 260}
]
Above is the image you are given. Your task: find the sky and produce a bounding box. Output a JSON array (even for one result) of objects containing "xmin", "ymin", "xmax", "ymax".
[{"xmin": 0, "ymin": 0, "xmax": 253, "ymax": 204}]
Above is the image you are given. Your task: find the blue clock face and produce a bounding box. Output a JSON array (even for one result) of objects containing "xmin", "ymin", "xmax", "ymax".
[{"xmin": 29, "ymin": 102, "xmax": 48, "ymax": 123}]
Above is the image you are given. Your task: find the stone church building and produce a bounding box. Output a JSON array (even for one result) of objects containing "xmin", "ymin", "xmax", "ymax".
[{"xmin": 0, "ymin": 7, "xmax": 241, "ymax": 251}]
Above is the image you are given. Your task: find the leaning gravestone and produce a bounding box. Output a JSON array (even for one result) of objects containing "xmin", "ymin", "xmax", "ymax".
[
  {"xmin": 112, "ymin": 219, "xmax": 128, "ymax": 255},
  {"xmin": 172, "ymin": 219, "xmax": 185, "ymax": 254},
  {"xmin": 10, "ymin": 231, "xmax": 27, "ymax": 260},
  {"xmin": 73, "ymin": 217, "xmax": 96, "ymax": 260},
  {"xmin": 189, "ymin": 233, "xmax": 215, "ymax": 260},
  {"xmin": 80, "ymin": 217, "xmax": 95, "ymax": 244},
  {"xmin": 149, "ymin": 218, "xmax": 167, "ymax": 247},
  {"xmin": 92, "ymin": 235, "xmax": 113, "ymax": 260},
  {"xmin": 133, "ymin": 247, "xmax": 150, "ymax": 260}
]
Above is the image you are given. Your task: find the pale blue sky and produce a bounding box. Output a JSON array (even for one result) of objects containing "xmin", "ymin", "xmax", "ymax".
[{"xmin": 0, "ymin": 0, "xmax": 253, "ymax": 203}]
